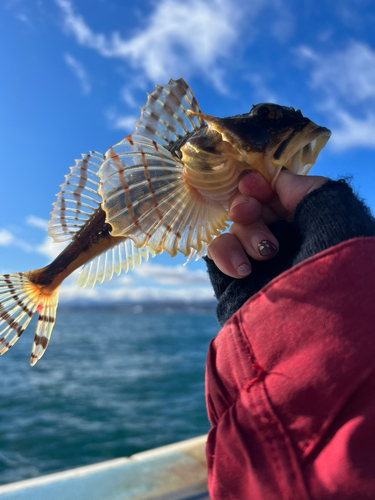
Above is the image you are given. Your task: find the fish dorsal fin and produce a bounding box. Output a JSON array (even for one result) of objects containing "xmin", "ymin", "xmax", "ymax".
[
  {"xmin": 77, "ymin": 238, "xmax": 156, "ymax": 288},
  {"xmin": 99, "ymin": 135, "xmax": 228, "ymax": 257},
  {"xmin": 48, "ymin": 152, "xmax": 105, "ymax": 243},
  {"xmin": 135, "ymin": 78, "xmax": 205, "ymax": 149}
]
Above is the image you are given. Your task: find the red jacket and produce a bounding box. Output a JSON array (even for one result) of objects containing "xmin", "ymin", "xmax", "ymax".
[{"xmin": 206, "ymin": 238, "xmax": 375, "ymax": 499}]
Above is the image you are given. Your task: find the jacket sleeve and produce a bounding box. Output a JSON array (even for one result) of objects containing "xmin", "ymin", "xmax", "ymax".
[
  {"xmin": 205, "ymin": 179, "xmax": 375, "ymax": 325},
  {"xmin": 206, "ymin": 237, "xmax": 375, "ymax": 500}
]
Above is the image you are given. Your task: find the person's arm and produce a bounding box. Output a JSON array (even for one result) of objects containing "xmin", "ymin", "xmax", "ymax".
[
  {"xmin": 205, "ymin": 171, "xmax": 375, "ymax": 325},
  {"xmin": 204, "ymin": 172, "xmax": 375, "ymax": 500}
]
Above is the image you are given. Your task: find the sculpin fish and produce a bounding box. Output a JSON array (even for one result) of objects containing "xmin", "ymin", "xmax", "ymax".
[{"xmin": 0, "ymin": 78, "xmax": 331, "ymax": 365}]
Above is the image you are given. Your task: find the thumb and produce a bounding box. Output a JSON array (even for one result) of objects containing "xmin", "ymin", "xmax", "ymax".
[{"xmin": 274, "ymin": 170, "xmax": 329, "ymax": 214}]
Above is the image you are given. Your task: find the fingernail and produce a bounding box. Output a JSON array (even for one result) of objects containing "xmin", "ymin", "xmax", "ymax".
[
  {"xmin": 258, "ymin": 240, "xmax": 278, "ymax": 257},
  {"xmin": 230, "ymin": 251, "xmax": 251, "ymax": 276},
  {"xmin": 237, "ymin": 263, "xmax": 251, "ymax": 276},
  {"xmin": 230, "ymin": 195, "xmax": 249, "ymax": 209}
]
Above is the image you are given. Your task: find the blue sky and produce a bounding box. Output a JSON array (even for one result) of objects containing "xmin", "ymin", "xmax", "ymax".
[{"xmin": 1, "ymin": 0, "xmax": 375, "ymax": 304}]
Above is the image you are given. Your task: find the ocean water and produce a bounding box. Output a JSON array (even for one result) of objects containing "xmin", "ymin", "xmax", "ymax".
[{"xmin": 0, "ymin": 308, "xmax": 218, "ymax": 485}]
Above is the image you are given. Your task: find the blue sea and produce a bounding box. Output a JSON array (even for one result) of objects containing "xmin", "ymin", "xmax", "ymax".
[{"xmin": 0, "ymin": 307, "xmax": 218, "ymax": 485}]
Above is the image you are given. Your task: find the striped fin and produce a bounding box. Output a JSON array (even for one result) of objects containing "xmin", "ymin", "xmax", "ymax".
[
  {"xmin": 48, "ymin": 152, "xmax": 105, "ymax": 243},
  {"xmin": 99, "ymin": 135, "xmax": 228, "ymax": 257},
  {"xmin": 77, "ymin": 238, "xmax": 156, "ymax": 288},
  {"xmin": 0, "ymin": 274, "xmax": 39, "ymax": 355},
  {"xmin": 0, "ymin": 273, "xmax": 60, "ymax": 365},
  {"xmin": 135, "ymin": 78, "xmax": 205, "ymax": 150},
  {"xmin": 31, "ymin": 292, "xmax": 58, "ymax": 366},
  {"xmin": 184, "ymin": 242, "xmax": 209, "ymax": 265}
]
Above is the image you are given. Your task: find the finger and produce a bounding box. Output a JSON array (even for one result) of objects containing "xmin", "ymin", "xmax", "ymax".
[
  {"xmin": 238, "ymin": 171, "xmax": 275, "ymax": 202},
  {"xmin": 229, "ymin": 194, "xmax": 287, "ymax": 226},
  {"xmin": 237, "ymin": 170, "xmax": 291, "ymax": 222},
  {"xmin": 274, "ymin": 170, "xmax": 329, "ymax": 213},
  {"xmin": 259, "ymin": 204, "xmax": 282, "ymax": 225},
  {"xmin": 228, "ymin": 194, "xmax": 263, "ymax": 225},
  {"xmin": 207, "ymin": 233, "xmax": 252, "ymax": 279},
  {"xmin": 229, "ymin": 219, "xmax": 279, "ymax": 261}
]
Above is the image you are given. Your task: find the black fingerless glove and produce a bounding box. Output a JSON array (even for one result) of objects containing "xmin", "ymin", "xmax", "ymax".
[{"xmin": 205, "ymin": 180, "xmax": 375, "ymax": 325}]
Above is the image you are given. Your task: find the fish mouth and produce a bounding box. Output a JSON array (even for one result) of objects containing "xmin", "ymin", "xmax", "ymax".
[{"xmin": 273, "ymin": 123, "xmax": 331, "ymax": 176}]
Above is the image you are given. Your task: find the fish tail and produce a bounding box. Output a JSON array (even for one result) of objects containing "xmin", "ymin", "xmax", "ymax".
[{"xmin": 0, "ymin": 272, "xmax": 59, "ymax": 366}]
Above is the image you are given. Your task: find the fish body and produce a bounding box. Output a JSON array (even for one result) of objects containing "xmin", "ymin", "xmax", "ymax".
[{"xmin": 0, "ymin": 78, "xmax": 331, "ymax": 365}]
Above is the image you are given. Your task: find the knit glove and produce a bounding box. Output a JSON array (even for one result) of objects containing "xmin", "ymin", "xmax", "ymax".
[{"xmin": 205, "ymin": 180, "xmax": 375, "ymax": 325}]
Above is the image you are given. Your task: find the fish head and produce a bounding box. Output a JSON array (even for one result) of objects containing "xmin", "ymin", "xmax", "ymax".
[{"xmin": 181, "ymin": 103, "xmax": 331, "ymax": 202}]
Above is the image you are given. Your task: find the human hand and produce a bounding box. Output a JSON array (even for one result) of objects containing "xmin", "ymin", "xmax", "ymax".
[{"xmin": 207, "ymin": 170, "xmax": 328, "ymax": 278}]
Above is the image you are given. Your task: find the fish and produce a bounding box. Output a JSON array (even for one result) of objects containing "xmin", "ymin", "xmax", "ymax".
[{"xmin": 0, "ymin": 78, "xmax": 331, "ymax": 365}]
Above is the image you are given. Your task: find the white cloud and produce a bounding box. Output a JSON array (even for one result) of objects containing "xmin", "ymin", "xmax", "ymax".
[
  {"xmin": 133, "ymin": 263, "xmax": 209, "ymax": 286},
  {"xmin": 16, "ymin": 12, "xmax": 31, "ymax": 25},
  {"xmin": 269, "ymin": 0, "xmax": 294, "ymax": 43},
  {"xmin": 4, "ymin": 0, "xmax": 33, "ymax": 26},
  {"xmin": 61, "ymin": 262, "xmax": 210, "ymax": 297},
  {"xmin": 64, "ymin": 52, "xmax": 91, "ymax": 94},
  {"xmin": 0, "ymin": 229, "xmax": 14, "ymax": 246},
  {"xmin": 55, "ymin": 0, "xmax": 246, "ymax": 91},
  {"xmin": 0, "ymin": 228, "xmax": 33, "ymax": 252},
  {"xmin": 56, "ymin": 0, "xmax": 106, "ymax": 50},
  {"xmin": 0, "ymin": 223, "xmax": 213, "ymax": 304},
  {"xmin": 59, "ymin": 283, "xmax": 101, "ymax": 302},
  {"xmin": 106, "ymin": 108, "xmax": 138, "ymax": 131},
  {"xmin": 337, "ymin": 4, "xmax": 366, "ymax": 30},
  {"xmin": 26, "ymin": 227, "xmax": 211, "ymax": 301},
  {"xmin": 297, "ymin": 41, "xmax": 375, "ymax": 104},
  {"xmin": 53, "ymin": 256, "xmax": 211, "ymax": 303},
  {"xmin": 120, "ymin": 86, "xmax": 140, "ymax": 108},
  {"xmin": 111, "ymin": 274, "xmax": 134, "ymax": 286},
  {"xmin": 328, "ymin": 111, "xmax": 375, "ymax": 150},
  {"xmin": 0, "ymin": 208, "xmax": 212, "ymax": 305},
  {"xmin": 37, "ymin": 236, "xmax": 67, "ymax": 260},
  {"xmin": 58, "ymin": 282, "xmax": 214, "ymax": 304},
  {"xmin": 245, "ymin": 73, "xmax": 279, "ymax": 103},
  {"xmin": 15, "ymin": 240, "xmax": 34, "ymax": 252},
  {"xmin": 26, "ymin": 215, "xmax": 49, "ymax": 230},
  {"xmin": 296, "ymin": 41, "xmax": 375, "ymax": 150}
]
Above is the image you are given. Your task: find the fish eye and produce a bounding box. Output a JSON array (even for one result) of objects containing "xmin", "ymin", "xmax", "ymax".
[{"xmin": 256, "ymin": 106, "xmax": 271, "ymax": 118}]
